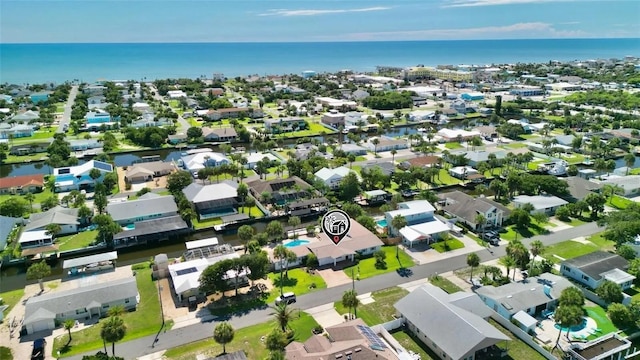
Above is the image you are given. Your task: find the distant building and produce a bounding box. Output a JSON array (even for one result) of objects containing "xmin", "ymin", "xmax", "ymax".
[
  {"xmin": 202, "ymin": 127, "xmax": 238, "ymax": 142},
  {"xmin": 263, "ymin": 117, "xmax": 308, "ymax": 133}
]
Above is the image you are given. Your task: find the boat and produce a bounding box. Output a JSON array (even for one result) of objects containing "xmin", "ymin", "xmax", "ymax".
[
  {"xmin": 417, "ymin": 128, "xmax": 427, "ymax": 132},
  {"xmin": 547, "ymin": 160, "xmax": 568, "ymax": 176}
]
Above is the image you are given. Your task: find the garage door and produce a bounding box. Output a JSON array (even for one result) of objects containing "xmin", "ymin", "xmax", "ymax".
[{"xmin": 31, "ymin": 319, "xmax": 53, "ymax": 333}]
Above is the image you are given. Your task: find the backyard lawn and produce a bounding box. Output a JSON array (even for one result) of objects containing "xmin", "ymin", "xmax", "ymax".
[
  {"xmin": 266, "ymin": 268, "xmax": 327, "ymax": 303},
  {"xmin": 609, "ymin": 195, "xmax": 634, "ymax": 210},
  {"xmin": 489, "ymin": 319, "xmax": 546, "ymax": 360},
  {"xmin": 541, "ymin": 240, "xmax": 600, "ymax": 264},
  {"xmin": 192, "ymin": 217, "xmax": 223, "ymax": 229},
  {"xmin": 429, "ymin": 275, "xmax": 463, "ymax": 294},
  {"xmin": 432, "ymin": 169, "xmax": 463, "ymax": 186},
  {"xmin": 273, "ymin": 122, "xmax": 335, "ymax": 139},
  {"xmin": 585, "ymin": 306, "xmax": 618, "ymax": 340},
  {"xmin": 391, "ymin": 329, "xmax": 437, "ymax": 360},
  {"xmin": 430, "ymin": 238, "xmax": 465, "ymax": 253},
  {"xmin": 343, "ymin": 246, "xmax": 414, "ymax": 280},
  {"xmin": 163, "ymin": 312, "xmax": 318, "ymax": 360},
  {"xmin": 334, "ymin": 287, "xmax": 408, "ymax": 326},
  {"xmin": 57, "ymin": 230, "xmax": 99, "ymax": 251},
  {"xmin": 0, "ymin": 188, "xmax": 54, "ymax": 207},
  {"xmin": 30, "ymin": 127, "xmax": 59, "ymax": 139},
  {"xmin": 444, "ymin": 142, "xmax": 463, "ymax": 149},
  {"xmin": 0, "ymin": 346, "xmax": 12, "ymax": 360},
  {"xmin": 0, "ymin": 288, "xmax": 25, "ymax": 315},
  {"xmin": 53, "ymin": 267, "xmax": 169, "ymax": 357}
]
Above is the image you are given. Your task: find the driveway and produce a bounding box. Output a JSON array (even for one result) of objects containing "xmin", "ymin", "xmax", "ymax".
[
  {"xmin": 316, "ymin": 268, "xmax": 352, "ymax": 288},
  {"xmin": 57, "ymin": 85, "xmax": 78, "ymax": 133},
  {"xmin": 306, "ymin": 303, "xmax": 345, "ymax": 329}
]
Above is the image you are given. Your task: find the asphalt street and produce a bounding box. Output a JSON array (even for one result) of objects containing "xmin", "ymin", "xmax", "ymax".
[
  {"xmin": 56, "ymin": 85, "xmax": 79, "ymax": 134},
  {"xmin": 67, "ymin": 221, "xmax": 602, "ymax": 360}
]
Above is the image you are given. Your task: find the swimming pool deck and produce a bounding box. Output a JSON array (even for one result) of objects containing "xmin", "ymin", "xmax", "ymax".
[{"xmin": 535, "ymin": 316, "xmax": 598, "ymax": 349}]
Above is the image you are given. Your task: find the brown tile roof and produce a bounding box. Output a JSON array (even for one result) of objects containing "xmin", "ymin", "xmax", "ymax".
[
  {"xmin": 246, "ymin": 176, "xmax": 311, "ymax": 195},
  {"xmin": 407, "ymin": 156, "xmax": 440, "ymax": 167},
  {"xmin": 0, "ymin": 174, "xmax": 44, "ymax": 189}
]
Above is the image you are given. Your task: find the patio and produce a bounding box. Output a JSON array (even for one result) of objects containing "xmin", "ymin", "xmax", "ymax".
[{"xmin": 534, "ymin": 315, "xmax": 599, "ymax": 349}]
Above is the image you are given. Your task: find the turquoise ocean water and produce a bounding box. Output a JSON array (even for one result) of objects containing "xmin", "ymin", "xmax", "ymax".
[{"xmin": 1, "ymin": 38, "xmax": 639, "ymax": 84}]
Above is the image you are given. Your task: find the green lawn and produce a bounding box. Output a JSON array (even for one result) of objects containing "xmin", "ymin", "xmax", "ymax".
[
  {"xmin": 0, "ymin": 346, "xmax": 13, "ymax": 360},
  {"xmin": 500, "ymin": 142, "xmax": 528, "ymax": 149},
  {"xmin": 192, "ymin": 217, "xmax": 223, "ymax": 229},
  {"xmin": 57, "ymin": 230, "xmax": 99, "ymax": 251},
  {"xmin": 334, "ymin": 287, "xmax": 409, "ymax": 326},
  {"xmin": 54, "ymin": 267, "xmax": 169, "ymax": 357},
  {"xmin": 489, "ymin": 319, "xmax": 546, "ymax": 360},
  {"xmin": 609, "ymin": 195, "xmax": 634, "ymax": 210},
  {"xmin": 541, "ymin": 240, "xmax": 600, "ymax": 264},
  {"xmin": 500, "ymin": 222, "xmax": 548, "ymax": 241},
  {"xmin": 0, "ymin": 188, "xmax": 54, "ymax": 207},
  {"xmin": 343, "ymin": 246, "xmax": 415, "ymax": 280},
  {"xmin": 163, "ymin": 312, "xmax": 318, "ymax": 360},
  {"xmin": 272, "ymin": 122, "xmax": 336, "ymax": 139},
  {"xmin": 265, "ymin": 268, "xmax": 327, "ymax": 303},
  {"xmin": 391, "ymin": 330, "xmax": 437, "ymax": 360},
  {"xmin": 444, "ymin": 142, "xmax": 463, "ymax": 149},
  {"xmin": 430, "ymin": 238, "xmax": 465, "ymax": 253},
  {"xmin": 432, "ymin": 169, "xmax": 463, "ymax": 186},
  {"xmin": 429, "ymin": 275, "xmax": 463, "ymax": 294},
  {"xmin": 585, "ymin": 306, "xmax": 618, "ymax": 340},
  {"xmin": 0, "ymin": 288, "xmax": 25, "ymax": 316},
  {"xmin": 560, "ymin": 217, "xmax": 588, "ymax": 227},
  {"xmin": 30, "ymin": 127, "xmax": 59, "ymax": 139},
  {"xmin": 587, "ymin": 232, "xmax": 615, "ymax": 250}
]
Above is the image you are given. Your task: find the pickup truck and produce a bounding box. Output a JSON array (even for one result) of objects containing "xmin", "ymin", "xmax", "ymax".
[{"xmin": 32, "ymin": 338, "xmax": 46, "ymax": 360}]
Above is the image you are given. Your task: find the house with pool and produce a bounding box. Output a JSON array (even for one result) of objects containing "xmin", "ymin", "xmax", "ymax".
[
  {"xmin": 246, "ymin": 176, "xmax": 315, "ymax": 206},
  {"xmin": 53, "ymin": 160, "xmax": 113, "ymax": 192},
  {"xmin": 106, "ymin": 193, "xmax": 178, "ymax": 226},
  {"xmin": 273, "ymin": 218, "xmax": 384, "ymax": 269},
  {"xmin": 182, "ymin": 180, "xmax": 239, "ymax": 220},
  {"xmin": 384, "ymin": 200, "xmax": 450, "ymax": 248}
]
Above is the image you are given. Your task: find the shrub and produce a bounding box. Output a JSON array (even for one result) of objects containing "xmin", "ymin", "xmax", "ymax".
[
  {"xmin": 608, "ymin": 303, "xmax": 633, "ymax": 327},
  {"xmin": 131, "ymin": 261, "xmax": 150, "ymax": 270}
]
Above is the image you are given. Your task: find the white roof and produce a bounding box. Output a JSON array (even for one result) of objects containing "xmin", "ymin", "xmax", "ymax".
[
  {"xmin": 387, "ymin": 200, "xmax": 435, "ymax": 219},
  {"xmin": 601, "ymin": 268, "xmax": 636, "ymax": 284},
  {"xmin": 437, "ymin": 128, "xmax": 480, "ymax": 138},
  {"xmin": 513, "ymin": 310, "xmax": 538, "ymax": 329},
  {"xmin": 181, "ymin": 151, "xmax": 229, "ymax": 171},
  {"xmin": 364, "ymin": 190, "xmax": 387, "ymax": 197},
  {"xmin": 601, "ymin": 175, "xmax": 640, "ymax": 191},
  {"xmin": 19, "ymin": 230, "xmax": 51, "ymax": 244},
  {"xmin": 169, "ymin": 253, "xmax": 242, "ymax": 295},
  {"xmin": 185, "ymin": 237, "xmax": 219, "ymax": 250},
  {"xmin": 314, "ymin": 166, "xmax": 351, "ymax": 181},
  {"xmin": 53, "ymin": 160, "xmax": 112, "ymax": 177},
  {"xmin": 246, "ymin": 152, "xmax": 280, "ymax": 164},
  {"xmin": 513, "ymin": 195, "xmax": 568, "ymax": 210}
]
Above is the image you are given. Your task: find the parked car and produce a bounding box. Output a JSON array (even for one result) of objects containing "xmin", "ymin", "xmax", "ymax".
[
  {"xmin": 401, "ymin": 189, "xmax": 420, "ymax": 198},
  {"xmin": 32, "ymin": 338, "xmax": 46, "ymax": 360},
  {"xmin": 482, "ymin": 231, "xmax": 501, "ymax": 245},
  {"xmin": 275, "ymin": 292, "xmax": 296, "ymax": 305}
]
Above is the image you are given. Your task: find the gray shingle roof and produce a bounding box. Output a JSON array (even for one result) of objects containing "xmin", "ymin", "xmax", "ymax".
[
  {"xmin": 562, "ymin": 251, "xmax": 630, "ymax": 280},
  {"xmin": 562, "ymin": 176, "xmax": 603, "ymax": 200},
  {"xmin": 395, "ymin": 284, "xmax": 509, "ymax": 360},
  {"xmin": 24, "ymin": 277, "xmax": 138, "ymax": 325},
  {"xmin": 25, "ymin": 206, "xmax": 79, "ymax": 232},
  {"xmin": 0, "ymin": 215, "xmax": 21, "ymax": 249},
  {"xmin": 182, "ymin": 181, "xmax": 238, "ymax": 203},
  {"xmin": 438, "ymin": 191, "xmax": 510, "ymax": 224},
  {"xmin": 106, "ymin": 195, "xmax": 177, "ymax": 223}
]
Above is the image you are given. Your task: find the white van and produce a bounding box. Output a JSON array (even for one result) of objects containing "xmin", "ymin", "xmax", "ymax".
[{"xmin": 275, "ymin": 292, "xmax": 296, "ymax": 305}]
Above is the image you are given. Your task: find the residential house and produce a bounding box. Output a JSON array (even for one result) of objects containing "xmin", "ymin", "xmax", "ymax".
[
  {"xmin": 320, "ymin": 110, "xmax": 345, "ymax": 127},
  {"xmin": 167, "ymin": 90, "xmax": 187, "ymax": 98},
  {"xmin": 24, "ymin": 206, "xmax": 80, "ymax": 235},
  {"xmin": 0, "ymin": 174, "xmax": 44, "ymax": 195},
  {"xmin": 401, "ymin": 156, "xmax": 440, "ymax": 170},
  {"xmin": 338, "ymin": 143, "xmax": 368, "ymax": 156},
  {"xmin": 0, "ymin": 94, "xmax": 13, "ymax": 104},
  {"xmin": 395, "ymin": 284, "xmax": 510, "ymax": 360},
  {"xmin": 0, "ymin": 215, "xmax": 21, "ymax": 250},
  {"xmin": 461, "ymin": 92, "xmax": 484, "ymax": 101},
  {"xmin": 476, "ymin": 273, "xmax": 573, "ymax": 321},
  {"xmin": 385, "ymin": 200, "xmax": 450, "ymax": 246},
  {"xmin": 246, "ymin": 176, "xmax": 313, "ymax": 205},
  {"xmin": 437, "ymin": 191, "xmax": 510, "ymax": 229},
  {"xmin": 315, "ymin": 96, "xmax": 357, "ymax": 110},
  {"xmin": 436, "ymin": 128, "xmax": 481, "ymax": 142},
  {"xmin": 264, "ymin": 117, "xmax": 307, "ymax": 133},
  {"xmin": 22, "ymin": 277, "xmax": 139, "ymax": 334},
  {"xmin": 567, "ymin": 333, "xmax": 633, "ymax": 360},
  {"xmin": 68, "ymin": 139, "xmax": 102, "ymax": 151},
  {"xmin": 205, "ymin": 107, "xmax": 262, "ymax": 121},
  {"xmin": 363, "ymin": 136, "xmax": 408, "ymax": 153},
  {"xmin": 167, "ymin": 133, "xmax": 187, "ymax": 144},
  {"xmin": 463, "ymin": 150, "xmax": 507, "ymax": 167},
  {"xmin": 30, "ymin": 92, "xmax": 51, "ymax": 104},
  {"xmin": 180, "ymin": 150, "xmax": 230, "ymax": 174},
  {"xmin": 112, "ymin": 215, "xmax": 189, "ymax": 249},
  {"xmin": 448, "ymin": 166, "xmax": 479, "ymax": 180},
  {"xmin": 561, "ymin": 251, "xmax": 635, "ymax": 290},
  {"xmin": 408, "ymin": 110, "xmax": 436, "ymax": 121},
  {"xmin": 132, "ymin": 102, "xmax": 151, "ymax": 112},
  {"xmin": 286, "ymin": 318, "xmax": 401, "ymax": 360},
  {"xmin": 314, "ymin": 166, "xmax": 353, "ymax": 190},
  {"xmin": 182, "ymin": 181, "xmax": 239, "ymax": 219},
  {"xmin": 125, "ymin": 161, "xmax": 176, "ymax": 183},
  {"xmin": 87, "ymin": 95, "xmax": 106, "ymax": 106},
  {"xmin": 0, "ymin": 123, "xmax": 34, "ymax": 139},
  {"xmin": 474, "ymin": 126, "xmax": 498, "ymax": 139},
  {"xmin": 85, "ymin": 110, "xmax": 116, "ymax": 124},
  {"xmin": 450, "ymin": 100, "xmax": 477, "ymax": 114},
  {"xmin": 292, "ymin": 143, "xmax": 317, "ymax": 160},
  {"xmin": 352, "ymin": 89, "xmax": 370, "ymax": 100},
  {"xmin": 411, "ymin": 95, "xmax": 427, "ymax": 106},
  {"xmin": 280, "ymin": 218, "xmax": 383, "ymax": 269},
  {"xmin": 83, "ymin": 84, "xmax": 106, "ymax": 96},
  {"xmin": 53, "ymin": 160, "xmax": 113, "ymax": 192},
  {"xmin": 512, "ymin": 195, "xmax": 568, "ymax": 215},
  {"xmin": 169, "ymin": 252, "xmax": 248, "ymax": 302},
  {"xmin": 245, "ymin": 152, "xmax": 281, "ymax": 169},
  {"xmin": 10, "ymin": 110, "xmax": 39, "ymax": 122},
  {"xmin": 130, "ymin": 116, "xmax": 172, "ymax": 129},
  {"xmin": 599, "ymin": 175, "xmax": 640, "ymax": 197},
  {"xmin": 18, "ymin": 230, "xmax": 53, "ymax": 249},
  {"xmin": 107, "ymin": 193, "xmax": 178, "ymax": 226},
  {"xmin": 561, "ymin": 176, "xmax": 603, "ymax": 202},
  {"xmin": 201, "ymin": 127, "xmax": 238, "ymax": 142}
]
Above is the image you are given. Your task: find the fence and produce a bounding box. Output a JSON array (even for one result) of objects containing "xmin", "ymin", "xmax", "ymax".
[{"xmin": 490, "ymin": 312, "xmax": 559, "ymax": 360}]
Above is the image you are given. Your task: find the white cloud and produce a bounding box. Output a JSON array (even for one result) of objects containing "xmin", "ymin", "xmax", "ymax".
[
  {"xmin": 258, "ymin": 7, "xmax": 390, "ymax": 17},
  {"xmin": 338, "ymin": 22, "xmax": 588, "ymax": 41},
  {"xmin": 443, "ymin": 0, "xmax": 573, "ymax": 7}
]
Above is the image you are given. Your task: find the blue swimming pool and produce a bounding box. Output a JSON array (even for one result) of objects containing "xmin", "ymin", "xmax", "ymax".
[
  {"xmin": 376, "ymin": 219, "xmax": 388, "ymax": 228},
  {"xmin": 554, "ymin": 317, "xmax": 588, "ymax": 332},
  {"xmin": 285, "ymin": 239, "xmax": 310, "ymax": 248}
]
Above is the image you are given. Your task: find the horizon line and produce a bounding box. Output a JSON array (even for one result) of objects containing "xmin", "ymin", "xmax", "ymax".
[{"xmin": 2, "ymin": 37, "xmax": 639, "ymax": 45}]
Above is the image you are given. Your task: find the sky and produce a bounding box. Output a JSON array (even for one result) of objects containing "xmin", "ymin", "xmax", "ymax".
[{"xmin": 1, "ymin": 0, "xmax": 639, "ymax": 43}]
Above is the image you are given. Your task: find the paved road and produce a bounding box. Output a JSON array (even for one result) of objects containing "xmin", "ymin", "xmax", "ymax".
[
  {"xmin": 67, "ymin": 222, "xmax": 602, "ymax": 360},
  {"xmin": 56, "ymin": 85, "xmax": 79, "ymax": 133},
  {"xmin": 148, "ymin": 85, "xmax": 191, "ymax": 131}
]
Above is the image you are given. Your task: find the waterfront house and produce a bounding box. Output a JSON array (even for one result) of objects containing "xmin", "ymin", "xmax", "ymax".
[
  {"xmin": 599, "ymin": 175, "xmax": 640, "ymax": 197},
  {"xmin": 10, "ymin": 110, "xmax": 39, "ymax": 122},
  {"xmin": 476, "ymin": 273, "xmax": 573, "ymax": 322},
  {"xmin": 264, "ymin": 117, "xmax": 308, "ymax": 133},
  {"xmin": 448, "ymin": 166, "xmax": 479, "ymax": 180},
  {"xmin": 124, "ymin": 161, "xmax": 176, "ymax": 183},
  {"xmin": 0, "ymin": 123, "xmax": 34, "ymax": 139},
  {"xmin": 68, "ymin": 139, "xmax": 102, "ymax": 151},
  {"xmin": 112, "ymin": 215, "xmax": 189, "ymax": 249},
  {"xmin": 338, "ymin": 143, "xmax": 367, "ymax": 156},
  {"xmin": 23, "ymin": 277, "xmax": 139, "ymax": 334},
  {"xmin": 402, "ymin": 156, "xmax": 440, "ymax": 169},
  {"xmin": 246, "ymin": 176, "xmax": 313, "ymax": 205},
  {"xmin": 85, "ymin": 110, "xmax": 116, "ymax": 124},
  {"xmin": 107, "ymin": 193, "xmax": 178, "ymax": 226},
  {"xmin": 245, "ymin": 152, "xmax": 281, "ymax": 169},
  {"xmin": 512, "ymin": 194, "xmax": 568, "ymax": 215},
  {"xmin": 450, "ymin": 100, "xmax": 477, "ymax": 114},
  {"xmin": 385, "ymin": 200, "xmax": 450, "ymax": 246},
  {"xmin": 286, "ymin": 319, "xmax": 400, "ymax": 360},
  {"xmin": 437, "ymin": 191, "xmax": 510, "ymax": 229},
  {"xmin": 202, "ymin": 127, "xmax": 238, "ymax": 142},
  {"xmin": 182, "ymin": 181, "xmax": 239, "ymax": 219},
  {"xmin": 362, "ymin": 161, "xmax": 396, "ymax": 176},
  {"xmin": 567, "ymin": 334, "xmax": 632, "ymax": 360},
  {"xmin": 314, "ymin": 166, "xmax": 353, "ymax": 190},
  {"xmin": 408, "ymin": 110, "xmax": 436, "ymax": 121},
  {"xmin": 30, "ymin": 92, "xmax": 51, "ymax": 104},
  {"xmin": 180, "ymin": 150, "xmax": 230, "ymax": 175},
  {"xmin": 0, "ymin": 215, "xmax": 21, "ymax": 250},
  {"xmin": 53, "ymin": 160, "xmax": 113, "ymax": 192},
  {"xmin": 18, "ymin": 230, "xmax": 53, "ymax": 249},
  {"xmin": 561, "ymin": 252, "xmax": 635, "ymax": 290},
  {"xmin": 205, "ymin": 107, "xmax": 262, "ymax": 121},
  {"xmin": 561, "ymin": 176, "xmax": 603, "ymax": 202},
  {"xmin": 24, "ymin": 206, "xmax": 80, "ymax": 235},
  {"xmin": 320, "ymin": 110, "xmax": 345, "ymax": 127},
  {"xmin": 363, "ymin": 136, "xmax": 408, "ymax": 153},
  {"xmin": 395, "ymin": 284, "xmax": 509, "ymax": 360},
  {"xmin": 167, "ymin": 133, "xmax": 187, "ymax": 144},
  {"xmin": 436, "ymin": 128, "xmax": 481, "ymax": 142},
  {"xmin": 0, "ymin": 174, "xmax": 44, "ymax": 195},
  {"xmin": 464, "ymin": 150, "xmax": 507, "ymax": 167},
  {"xmin": 83, "ymin": 84, "xmax": 107, "ymax": 96}
]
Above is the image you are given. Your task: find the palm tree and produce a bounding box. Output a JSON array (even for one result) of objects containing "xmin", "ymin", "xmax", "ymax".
[
  {"xmin": 499, "ymin": 256, "xmax": 516, "ymax": 279},
  {"xmin": 24, "ymin": 192, "xmax": 35, "ymax": 212},
  {"xmin": 475, "ymin": 214, "xmax": 487, "ymax": 241},
  {"xmin": 100, "ymin": 316, "xmax": 126, "ymax": 358},
  {"xmin": 391, "ymin": 215, "xmax": 407, "ymax": 237},
  {"xmin": 107, "ymin": 305, "xmax": 125, "ymax": 317},
  {"xmin": 467, "ymin": 253, "xmax": 480, "ymax": 283},
  {"xmin": 271, "ymin": 302, "xmax": 295, "ymax": 332},
  {"xmin": 390, "ymin": 149, "xmax": 397, "ymax": 163},
  {"xmin": 342, "ymin": 289, "xmax": 360, "ymax": 320},
  {"xmin": 553, "ymin": 305, "xmax": 583, "ymax": 349},
  {"xmin": 63, "ymin": 319, "xmax": 75, "ymax": 346},
  {"xmin": 371, "ymin": 138, "xmax": 380, "ymax": 155},
  {"xmin": 45, "ymin": 223, "xmax": 62, "ymax": 238},
  {"xmin": 624, "ymin": 153, "xmax": 636, "ymax": 175},
  {"xmin": 213, "ymin": 322, "xmax": 235, "ymax": 354}
]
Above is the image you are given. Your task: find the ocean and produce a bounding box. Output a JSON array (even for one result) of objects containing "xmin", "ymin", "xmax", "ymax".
[{"xmin": 1, "ymin": 38, "xmax": 639, "ymax": 84}]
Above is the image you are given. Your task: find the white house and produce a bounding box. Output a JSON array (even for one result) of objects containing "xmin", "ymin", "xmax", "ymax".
[
  {"xmin": 245, "ymin": 152, "xmax": 281, "ymax": 169},
  {"xmin": 448, "ymin": 166, "xmax": 479, "ymax": 180},
  {"xmin": 24, "ymin": 206, "xmax": 80, "ymax": 235},
  {"xmin": 314, "ymin": 166, "xmax": 353, "ymax": 189},
  {"xmin": 437, "ymin": 191, "xmax": 510, "ymax": 229},
  {"xmin": 599, "ymin": 175, "xmax": 640, "ymax": 197},
  {"xmin": 363, "ymin": 136, "xmax": 408, "ymax": 153},
  {"xmin": 385, "ymin": 201, "xmax": 450, "ymax": 247},
  {"xmin": 561, "ymin": 252, "xmax": 635, "ymax": 290},
  {"xmin": 18, "ymin": 230, "xmax": 53, "ymax": 249},
  {"xmin": 180, "ymin": 150, "xmax": 230, "ymax": 174},
  {"xmin": 53, "ymin": 160, "xmax": 113, "ymax": 192},
  {"xmin": 512, "ymin": 195, "xmax": 568, "ymax": 215},
  {"xmin": 106, "ymin": 193, "xmax": 178, "ymax": 226}
]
